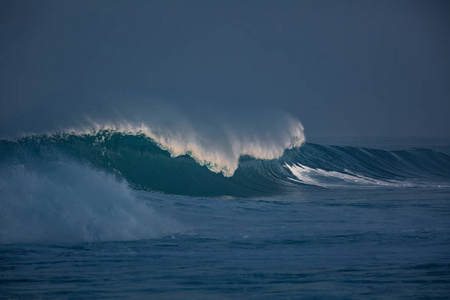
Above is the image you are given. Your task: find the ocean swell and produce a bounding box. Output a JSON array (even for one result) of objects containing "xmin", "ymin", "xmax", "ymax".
[{"xmin": 1, "ymin": 132, "xmax": 450, "ymax": 198}]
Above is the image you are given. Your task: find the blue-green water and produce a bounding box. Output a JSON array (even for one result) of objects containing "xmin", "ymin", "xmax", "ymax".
[{"xmin": 1, "ymin": 134, "xmax": 450, "ymax": 299}]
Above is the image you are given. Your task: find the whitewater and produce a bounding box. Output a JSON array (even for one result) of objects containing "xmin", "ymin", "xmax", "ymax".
[{"xmin": 1, "ymin": 116, "xmax": 450, "ymax": 299}]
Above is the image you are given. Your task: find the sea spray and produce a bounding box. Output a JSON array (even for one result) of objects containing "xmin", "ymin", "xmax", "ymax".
[
  {"xmin": 0, "ymin": 154, "xmax": 184, "ymax": 244},
  {"xmin": 1, "ymin": 134, "xmax": 449, "ymax": 198},
  {"xmin": 3, "ymin": 105, "xmax": 306, "ymax": 177}
]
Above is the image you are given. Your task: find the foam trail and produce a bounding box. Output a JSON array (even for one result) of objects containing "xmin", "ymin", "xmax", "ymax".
[
  {"xmin": 0, "ymin": 157, "xmax": 184, "ymax": 244},
  {"xmin": 285, "ymin": 163, "xmax": 415, "ymax": 188}
]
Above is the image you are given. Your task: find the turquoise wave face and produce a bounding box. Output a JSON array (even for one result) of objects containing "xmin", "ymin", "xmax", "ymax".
[{"xmin": 1, "ymin": 132, "xmax": 450, "ymax": 197}]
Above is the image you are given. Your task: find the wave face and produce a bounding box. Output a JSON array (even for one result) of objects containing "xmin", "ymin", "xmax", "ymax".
[{"xmin": 1, "ymin": 131, "xmax": 449, "ymax": 198}]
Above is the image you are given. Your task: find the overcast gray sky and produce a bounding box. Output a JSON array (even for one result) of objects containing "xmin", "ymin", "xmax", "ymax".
[{"xmin": 1, "ymin": 0, "xmax": 449, "ymax": 138}]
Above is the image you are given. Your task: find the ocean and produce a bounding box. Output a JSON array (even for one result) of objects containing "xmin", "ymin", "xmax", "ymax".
[{"xmin": 1, "ymin": 130, "xmax": 450, "ymax": 299}]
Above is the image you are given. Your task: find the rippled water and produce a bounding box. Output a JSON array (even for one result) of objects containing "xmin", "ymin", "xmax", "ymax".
[{"xmin": 2, "ymin": 187, "xmax": 450, "ymax": 299}]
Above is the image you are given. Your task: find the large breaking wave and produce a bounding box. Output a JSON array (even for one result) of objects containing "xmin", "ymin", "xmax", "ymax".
[
  {"xmin": 0, "ymin": 114, "xmax": 307, "ymax": 243},
  {"xmin": 1, "ymin": 129, "xmax": 449, "ymax": 198},
  {"xmin": 1, "ymin": 122, "xmax": 450, "ymax": 244}
]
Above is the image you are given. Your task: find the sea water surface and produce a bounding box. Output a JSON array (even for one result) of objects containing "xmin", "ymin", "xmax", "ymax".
[{"xmin": 1, "ymin": 133, "xmax": 450, "ymax": 299}]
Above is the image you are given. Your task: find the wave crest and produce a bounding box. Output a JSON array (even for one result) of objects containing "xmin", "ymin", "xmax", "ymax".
[
  {"xmin": 2, "ymin": 130, "xmax": 449, "ymax": 197},
  {"xmin": 39, "ymin": 115, "xmax": 305, "ymax": 177}
]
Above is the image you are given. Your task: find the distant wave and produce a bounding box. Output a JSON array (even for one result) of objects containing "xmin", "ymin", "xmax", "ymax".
[{"xmin": 1, "ymin": 131, "xmax": 449, "ymax": 198}]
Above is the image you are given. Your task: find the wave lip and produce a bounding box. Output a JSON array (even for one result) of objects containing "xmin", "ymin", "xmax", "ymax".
[
  {"xmin": 7, "ymin": 109, "xmax": 306, "ymax": 177},
  {"xmin": 74, "ymin": 117, "xmax": 305, "ymax": 177}
]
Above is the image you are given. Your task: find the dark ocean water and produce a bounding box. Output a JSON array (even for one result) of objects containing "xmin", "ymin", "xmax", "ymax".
[{"xmin": 1, "ymin": 133, "xmax": 450, "ymax": 299}]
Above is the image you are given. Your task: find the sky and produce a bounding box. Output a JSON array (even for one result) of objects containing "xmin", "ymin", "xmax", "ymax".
[{"xmin": 1, "ymin": 0, "xmax": 449, "ymax": 139}]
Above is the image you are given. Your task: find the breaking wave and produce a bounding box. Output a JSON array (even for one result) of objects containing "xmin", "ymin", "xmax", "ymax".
[
  {"xmin": 1, "ymin": 131, "xmax": 449, "ymax": 198},
  {"xmin": 1, "ymin": 124, "xmax": 450, "ymax": 244}
]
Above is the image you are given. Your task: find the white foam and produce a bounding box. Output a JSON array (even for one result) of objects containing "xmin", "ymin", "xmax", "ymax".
[
  {"xmin": 0, "ymin": 158, "xmax": 184, "ymax": 244},
  {"xmin": 285, "ymin": 163, "xmax": 415, "ymax": 188},
  {"xmin": 37, "ymin": 111, "xmax": 305, "ymax": 177}
]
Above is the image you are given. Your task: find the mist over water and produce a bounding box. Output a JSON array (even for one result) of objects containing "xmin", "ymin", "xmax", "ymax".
[{"xmin": 3, "ymin": 101, "xmax": 305, "ymax": 176}]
